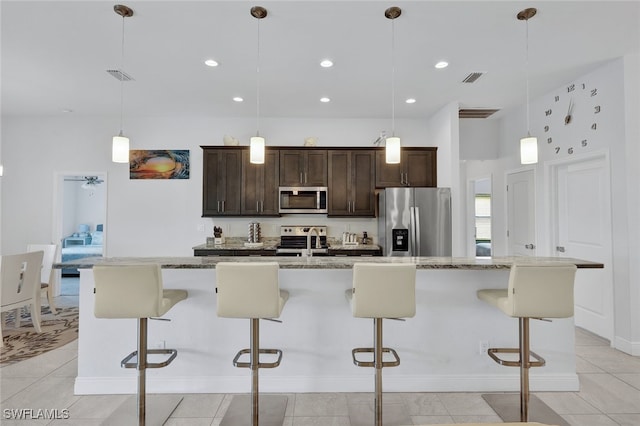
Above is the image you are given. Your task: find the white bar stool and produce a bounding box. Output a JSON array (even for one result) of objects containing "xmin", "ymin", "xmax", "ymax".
[
  {"xmin": 346, "ymin": 263, "xmax": 416, "ymax": 426},
  {"xmin": 216, "ymin": 262, "xmax": 289, "ymax": 426},
  {"xmin": 477, "ymin": 263, "xmax": 576, "ymax": 425},
  {"xmin": 94, "ymin": 264, "xmax": 188, "ymax": 426}
]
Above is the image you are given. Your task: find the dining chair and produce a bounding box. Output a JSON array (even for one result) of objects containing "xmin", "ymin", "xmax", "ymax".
[
  {"xmin": 27, "ymin": 244, "xmax": 59, "ymax": 314},
  {"xmin": 1, "ymin": 251, "xmax": 44, "ymax": 348}
]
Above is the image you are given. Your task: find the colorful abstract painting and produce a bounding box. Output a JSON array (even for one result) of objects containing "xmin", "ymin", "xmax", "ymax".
[{"xmin": 129, "ymin": 150, "xmax": 190, "ymax": 179}]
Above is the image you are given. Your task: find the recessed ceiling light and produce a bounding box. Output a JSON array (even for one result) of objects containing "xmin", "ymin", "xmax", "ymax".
[
  {"xmin": 204, "ymin": 59, "xmax": 219, "ymax": 67},
  {"xmin": 233, "ymin": 97, "xmax": 244, "ymax": 102},
  {"xmin": 435, "ymin": 61, "xmax": 449, "ymax": 69},
  {"xmin": 320, "ymin": 59, "xmax": 333, "ymax": 68},
  {"xmin": 320, "ymin": 97, "xmax": 331, "ymax": 103},
  {"xmin": 405, "ymin": 98, "xmax": 416, "ymax": 104}
]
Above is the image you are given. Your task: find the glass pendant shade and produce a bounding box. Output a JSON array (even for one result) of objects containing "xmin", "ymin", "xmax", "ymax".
[
  {"xmin": 250, "ymin": 136, "xmax": 265, "ymax": 164},
  {"xmin": 520, "ymin": 136, "xmax": 538, "ymax": 165},
  {"xmin": 112, "ymin": 134, "xmax": 130, "ymax": 163},
  {"xmin": 385, "ymin": 136, "xmax": 401, "ymax": 164}
]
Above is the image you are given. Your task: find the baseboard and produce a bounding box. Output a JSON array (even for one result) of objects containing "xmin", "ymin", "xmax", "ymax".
[
  {"xmin": 74, "ymin": 373, "xmax": 580, "ymax": 395},
  {"xmin": 614, "ymin": 336, "xmax": 640, "ymax": 356}
]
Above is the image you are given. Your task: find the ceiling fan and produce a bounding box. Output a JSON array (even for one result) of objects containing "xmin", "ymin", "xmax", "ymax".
[{"xmin": 65, "ymin": 176, "xmax": 104, "ymax": 189}]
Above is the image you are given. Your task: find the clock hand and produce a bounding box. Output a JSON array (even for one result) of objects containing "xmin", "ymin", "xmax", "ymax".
[{"xmin": 565, "ymin": 98, "xmax": 574, "ymax": 125}]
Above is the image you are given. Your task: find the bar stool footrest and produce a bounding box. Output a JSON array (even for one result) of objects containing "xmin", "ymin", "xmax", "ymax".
[
  {"xmin": 233, "ymin": 348, "xmax": 283, "ymax": 368},
  {"xmin": 121, "ymin": 348, "xmax": 178, "ymax": 369},
  {"xmin": 487, "ymin": 347, "xmax": 546, "ymax": 367},
  {"xmin": 352, "ymin": 347, "xmax": 400, "ymax": 368}
]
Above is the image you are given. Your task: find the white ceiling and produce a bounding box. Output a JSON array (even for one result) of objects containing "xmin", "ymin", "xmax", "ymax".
[{"xmin": 2, "ymin": 1, "xmax": 639, "ymax": 120}]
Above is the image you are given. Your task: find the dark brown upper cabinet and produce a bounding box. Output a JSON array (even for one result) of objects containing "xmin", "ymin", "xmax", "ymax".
[
  {"xmin": 202, "ymin": 148, "xmax": 242, "ymax": 216},
  {"xmin": 241, "ymin": 149, "xmax": 280, "ymax": 216},
  {"xmin": 279, "ymin": 149, "xmax": 327, "ymax": 186},
  {"xmin": 375, "ymin": 147, "xmax": 437, "ymax": 187},
  {"xmin": 328, "ymin": 150, "xmax": 375, "ymax": 217}
]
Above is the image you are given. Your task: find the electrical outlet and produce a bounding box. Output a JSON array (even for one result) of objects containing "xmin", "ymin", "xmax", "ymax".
[{"xmin": 479, "ymin": 340, "xmax": 489, "ymax": 355}]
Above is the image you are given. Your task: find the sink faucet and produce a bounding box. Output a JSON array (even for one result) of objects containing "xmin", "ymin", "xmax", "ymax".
[{"xmin": 306, "ymin": 227, "xmax": 320, "ymax": 257}]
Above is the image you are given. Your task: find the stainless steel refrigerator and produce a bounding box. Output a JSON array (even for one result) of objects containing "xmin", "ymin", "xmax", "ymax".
[{"xmin": 378, "ymin": 187, "xmax": 452, "ymax": 256}]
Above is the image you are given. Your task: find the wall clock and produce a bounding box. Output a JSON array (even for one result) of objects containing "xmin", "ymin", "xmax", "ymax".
[{"xmin": 542, "ymin": 80, "xmax": 601, "ymax": 156}]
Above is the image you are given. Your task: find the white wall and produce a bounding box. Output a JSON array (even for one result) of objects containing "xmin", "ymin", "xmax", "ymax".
[
  {"xmin": 459, "ymin": 119, "xmax": 499, "ymax": 160},
  {"xmin": 464, "ymin": 56, "xmax": 640, "ymax": 354},
  {"xmin": 1, "ymin": 115, "xmax": 459, "ymax": 256},
  {"xmin": 62, "ymin": 179, "xmax": 106, "ymax": 238}
]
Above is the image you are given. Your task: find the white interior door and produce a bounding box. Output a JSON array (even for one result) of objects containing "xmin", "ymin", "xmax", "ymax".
[
  {"xmin": 507, "ymin": 169, "xmax": 535, "ymax": 256},
  {"xmin": 553, "ymin": 156, "xmax": 613, "ymax": 340}
]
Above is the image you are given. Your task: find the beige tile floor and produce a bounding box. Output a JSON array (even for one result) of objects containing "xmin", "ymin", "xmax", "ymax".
[{"xmin": 1, "ymin": 283, "xmax": 639, "ymax": 426}]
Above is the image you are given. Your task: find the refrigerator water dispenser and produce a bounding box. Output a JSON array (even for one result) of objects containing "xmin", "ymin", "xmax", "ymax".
[{"xmin": 392, "ymin": 229, "xmax": 409, "ymax": 252}]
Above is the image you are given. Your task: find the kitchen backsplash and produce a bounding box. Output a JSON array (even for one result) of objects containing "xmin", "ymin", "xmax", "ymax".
[{"xmin": 202, "ymin": 216, "xmax": 378, "ymax": 244}]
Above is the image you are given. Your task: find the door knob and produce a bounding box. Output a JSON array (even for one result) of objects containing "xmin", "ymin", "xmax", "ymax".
[
  {"xmin": 556, "ymin": 246, "xmax": 565, "ymax": 253},
  {"xmin": 525, "ymin": 243, "xmax": 536, "ymax": 249}
]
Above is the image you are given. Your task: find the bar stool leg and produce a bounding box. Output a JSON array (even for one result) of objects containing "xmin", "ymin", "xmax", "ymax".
[
  {"xmin": 519, "ymin": 317, "xmax": 530, "ymax": 422},
  {"xmin": 137, "ymin": 318, "xmax": 148, "ymax": 426},
  {"xmin": 374, "ymin": 318, "xmax": 383, "ymax": 426},
  {"xmin": 250, "ymin": 318, "xmax": 259, "ymax": 426}
]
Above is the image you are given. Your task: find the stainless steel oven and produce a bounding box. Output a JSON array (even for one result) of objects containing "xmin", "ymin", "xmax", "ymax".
[
  {"xmin": 278, "ymin": 187, "xmax": 328, "ymax": 214},
  {"xmin": 276, "ymin": 225, "xmax": 328, "ymax": 256}
]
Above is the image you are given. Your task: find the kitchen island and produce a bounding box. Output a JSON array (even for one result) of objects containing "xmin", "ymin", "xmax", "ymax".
[{"xmin": 57, "ymin": 256, "xmax": 603, "ymax": 396}]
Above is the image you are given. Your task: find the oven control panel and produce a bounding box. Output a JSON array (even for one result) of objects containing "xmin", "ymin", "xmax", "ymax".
[{"xmin": 280, "ymin": 226, "xmax": 327, "ymax": 236}]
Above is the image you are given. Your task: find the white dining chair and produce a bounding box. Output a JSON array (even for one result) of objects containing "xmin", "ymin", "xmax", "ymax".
[
  {"xmin": 1, "ymin": 251, "xmax": 44, "ymax": 348},
  {"xmin": 27, "ymin": 244, "xmax": 59, "ymax": 314}
]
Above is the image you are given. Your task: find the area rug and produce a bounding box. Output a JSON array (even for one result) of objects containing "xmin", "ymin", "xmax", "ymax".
[{"xmin": 0, "ymin": 306, "xmax": 78, "ymax": 366}]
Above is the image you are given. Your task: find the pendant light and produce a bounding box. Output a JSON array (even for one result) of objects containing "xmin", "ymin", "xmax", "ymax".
[
  {"xmin": 518, "ymin": 7, "xmax": 538, "ymax": 165},
  {"xmin": 112, "ymin": 4, "xmax": 133, "ymax": 164},
  {"xmin": 250, "ymin": 6, "xmax": 267, "ymax": 164},
  {"xmin": 385, "ymin": 6, "xmax": 402, "ymax": 164}
]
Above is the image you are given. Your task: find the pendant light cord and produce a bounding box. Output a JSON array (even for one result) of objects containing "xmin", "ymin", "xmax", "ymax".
[
  {"xmin": 525, "ymin": 17, "xmax": 530, "ymax": 137},
  {"xmin": 119, "ymin": 14, "xmax": 125, "ymax": 136},
  {"xmin": 256, "ymin": 18, "xmax": 261, "ymax": 137},
  {"xmin": 391, "ymin": 18, "xmax": 396, "ymax": 137}
]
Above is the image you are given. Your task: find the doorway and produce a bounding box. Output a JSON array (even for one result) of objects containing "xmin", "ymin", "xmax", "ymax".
[
  {"xmin": 53, "ymin": 172, "xmax": 107, "ymax": 297},
  {"xmin": 468, "ymin": 177, "xmax": 493, "ymax": 257},
  {"xmin": 506, "ymin": 168, "xmax": 536, "ymax": 256},
  {"xmin": 549, "ymin": 152, "xmax": 613, "ymax": 341}
]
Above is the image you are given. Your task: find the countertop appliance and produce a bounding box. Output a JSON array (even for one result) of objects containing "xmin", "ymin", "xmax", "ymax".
[
  {"xmin": 277, "ymin": 225, "xmax": 328, "ymax": 256},
  {"xmin": 378, "ymin": 187, "xmax": 452, "ymax": 256},
  {"xmin": 279, "ymin": 187, "xmax": 328, "ymax": 214}
]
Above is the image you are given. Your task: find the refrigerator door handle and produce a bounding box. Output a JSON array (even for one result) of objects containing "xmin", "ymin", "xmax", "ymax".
[
  {"xmin": 409, "ymin": 206, "xmax": 416, "ymax": 255},
  {"xmin": 414, "ymin": 206, "xmax": 421, "ymax": 256}
]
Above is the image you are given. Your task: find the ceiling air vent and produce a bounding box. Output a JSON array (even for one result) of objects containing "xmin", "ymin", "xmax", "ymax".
[
  {"xmin": 459, "ymin": 109, "xmax": 500, "ymax": 119},
  {"xmin": 106, "ymin": 69, "xmax": 134, "ymax": 81},
  {"xmin": 462, "ymin": 72, "xmax": 484, "ymax": 83}
]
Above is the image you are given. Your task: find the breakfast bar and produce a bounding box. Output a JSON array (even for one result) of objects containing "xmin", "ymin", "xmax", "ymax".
[{"xmin": 58, "ymin": 256, "xmax": 603, "ymax": 396}]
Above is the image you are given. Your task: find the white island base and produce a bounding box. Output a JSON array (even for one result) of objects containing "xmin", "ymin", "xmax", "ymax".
[{"xmin": 74, "ymin": 264, "xmax": 582, "ymax": 395}]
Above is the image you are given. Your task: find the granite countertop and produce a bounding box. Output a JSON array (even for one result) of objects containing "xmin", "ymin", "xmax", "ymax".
[{"xmin": 54, "ymin": 256, "xmax": 604, "ymax": 270}]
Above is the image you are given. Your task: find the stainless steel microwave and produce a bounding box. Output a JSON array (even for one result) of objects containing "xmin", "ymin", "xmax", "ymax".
[{"xmin": 279, "ymin": 187, "xmax": 328, "ymax": 214}]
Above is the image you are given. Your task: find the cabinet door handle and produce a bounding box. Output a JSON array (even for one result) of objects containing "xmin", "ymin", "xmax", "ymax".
[
  {"xmin": 348, "ymin": 201, "xmax": 351, "ymax": 212},
  {"xmin": 400, "ymin": 173, "xmax": 404, "ymax": 185},
  {"xmin": 404, "ymin": 173, "xmax": 409, "ymax": 186},
  {"xmin": 305, "ymin": 172, "xmax": 308, "ymax": 184},
  {"xmin": 222, "ymin": 200, "xmax": 225, "ymax": 212},
  {"xmin": 256, "ymin": 201, "xmax": 260, "ymax": 212},
  {"xmin": 217, "ymin": 201, "xmax": 221, "ymax": 212},
  {"xmin": 300, "ymin": 172, "xmax": 303, "ymax": 183},
  {"xmin": 260, "ymin": 201, "xmax": 264, "ymax": 212}
]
